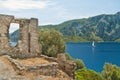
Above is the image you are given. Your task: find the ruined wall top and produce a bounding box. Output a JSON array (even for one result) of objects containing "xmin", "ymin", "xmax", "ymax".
[
  {"xmin": 0, "ymin": 14, "xmax": 41, "ymax": 58},
  {"xmin": 0, "ymin": 14, "xmax": 38, "ymax": 24},
  {"xmin": 0, "ymin": 14, "xmax": 14, "ymax": 17}
]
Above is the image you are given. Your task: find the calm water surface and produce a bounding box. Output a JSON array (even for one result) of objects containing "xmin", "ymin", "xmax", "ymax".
[{"xmin": 66, "ymin": 42, "xmax": 120, "ymax": 72}]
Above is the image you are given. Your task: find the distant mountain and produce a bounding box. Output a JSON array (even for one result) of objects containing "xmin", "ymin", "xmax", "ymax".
[
  {"xmin": 40, "ymin": 12, "xmax": 120, "ymax": 42},
  {"xmin": 10, "ymin": 30, "xmax": 19, "ymax": 42},
  {"xmin": 11, "ymin": 12, "xmax": 120, "ymax": 42}
]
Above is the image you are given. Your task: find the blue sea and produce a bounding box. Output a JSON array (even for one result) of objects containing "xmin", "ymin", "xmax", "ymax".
[{"xmin": 66, "ymin": 42, "xmax": 120, "ymax": 72}]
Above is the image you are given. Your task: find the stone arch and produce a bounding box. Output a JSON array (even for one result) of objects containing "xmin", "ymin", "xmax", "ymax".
[{"xmin": 0, "ymin": 14, "xmax": 41, "ymax": 58}]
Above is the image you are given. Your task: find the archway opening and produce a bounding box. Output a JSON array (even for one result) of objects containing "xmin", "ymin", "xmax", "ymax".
[{"xmin": 9, "ymin": 23, "xmax": 20, "ymax": 47}]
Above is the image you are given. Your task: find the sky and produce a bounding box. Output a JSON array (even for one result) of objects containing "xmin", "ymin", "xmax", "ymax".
[{"xmin": 0, "ymin": 0, "xmax": 120, "ymax": 33}]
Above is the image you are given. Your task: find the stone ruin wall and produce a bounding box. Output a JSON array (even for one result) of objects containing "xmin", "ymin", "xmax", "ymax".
[
  {"xmin": 0, "ymin": 14, "xmax": 41, "ymax": 58},
  {"xmin": 0, "ymin": 14, "xmax": 76, "ymax": 79}
]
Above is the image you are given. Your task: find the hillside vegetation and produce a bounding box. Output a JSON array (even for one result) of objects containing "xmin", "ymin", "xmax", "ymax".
[{"xmin": 40, "ymin": 12, "xmax": 120, "ymax": 42}]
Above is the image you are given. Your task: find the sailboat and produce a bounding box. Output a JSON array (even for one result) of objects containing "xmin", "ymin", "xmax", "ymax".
[{"xmin": 92, "ymin": 41, "xmax": 95, "ymax": 47}]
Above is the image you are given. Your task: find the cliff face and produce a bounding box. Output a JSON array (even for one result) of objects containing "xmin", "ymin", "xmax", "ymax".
[{"xmin": 0, "ymin": 55, "xmax": 76, "ymax": 80}]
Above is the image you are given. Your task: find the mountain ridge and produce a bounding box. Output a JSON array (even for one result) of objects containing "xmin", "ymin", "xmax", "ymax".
[
  {"xmin": 11, "ymin": 12, "xmax": 120, "ymax": 42},
  {"xmin": 40, "ymin": 12, "xmax": 120, "ymax": 42}
]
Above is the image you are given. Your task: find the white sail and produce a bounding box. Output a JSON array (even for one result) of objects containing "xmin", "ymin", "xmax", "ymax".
[{"xmin": 92, "ymin": 41, "xmax": 95, "ymax": 47}]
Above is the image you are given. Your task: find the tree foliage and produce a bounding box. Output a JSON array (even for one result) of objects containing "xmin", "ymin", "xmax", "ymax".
[
  {"xmin": 64, "ymin": 36, "xmax": 89, "ymax": 42},
  {"xmin": 115, "ymin": 38, "xmax": 120, "ymax": 42},
  {"xmin": 74, "ymin": 59, "xmax": 85, "ymax": 70},
  {"xmin": 64, "ymin": 53, "xmax": 85, "ymax": 69},
  {"xmin": 89, "ymin": 32, "xmax": 103, "ymax": 42},
  {"xmin": 76, "ymin": 69, "xmax": 104, "ymax": 80},
  {"xmin": 64, "ymin": 53, "xmax": 73, "ymax": 60},
  {"xmin": 102, "ymin": 63, "xmax": 120, "ymax": 80},
  {"xmin": 38, "ymin": 29, "xmax": 66, "ymax": 57}
]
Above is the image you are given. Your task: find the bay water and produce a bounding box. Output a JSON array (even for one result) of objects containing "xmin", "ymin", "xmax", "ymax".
[{"xmin": 66, "ymin": 42, "xmax": 120, "ymax": 72}]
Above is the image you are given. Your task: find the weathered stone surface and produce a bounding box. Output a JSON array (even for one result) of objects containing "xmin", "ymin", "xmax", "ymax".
[
  {"xmin": 40, "ymin": 54, "xmax": 76, "ymax": 79},
  {"xmin": 29, "ymin": 18, "xmax": 41, "ymax": 54},
  {"xmin": 0, "ymin": 14, "xmax": 14, "ymax": 49},
  {"xmin": 57, "ymin": 53, "xmax": 66, "ymax": 62},
  {"xmin": 0, "ymin": 14, "xmax": 41, "ymax": 58},
  {"xmin": 0, "ymin": 55, "xmax": 72, "ymax": 80},
  {"xmin": 0, "ymin": 55, "xmax": 29, "ymax": 80},
  {"xmin": 10, "ymin": 58, "xmax": 58, "ymax": 77},
  {"xmin": 57, "ymin": 54, "xmax": 76, "ymax": 79}
]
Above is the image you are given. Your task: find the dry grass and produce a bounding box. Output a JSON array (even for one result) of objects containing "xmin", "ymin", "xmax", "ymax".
[
  {"xmin": 0, "ymin": 56, "xmax": 70, "ymax": 80},
  {"xmin": 0, "ymin": 56, "xmax": 14, "ymax": 70},
  {"xmin": 17, "ymin": 57, "xmax": 49, "ymax": 66}
]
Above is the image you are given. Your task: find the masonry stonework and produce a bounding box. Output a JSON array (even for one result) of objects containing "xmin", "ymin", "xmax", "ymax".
[
  {"xmin": 0, "ymin": 14, "xmax": 41, "ymax": 58},
  {"xmin": 0, "ymin": 14, "xmax": 76, "ymax": 80},
  {"xmin": 0, "ymin": 15, "xmax": 14, "ymax": 49}
]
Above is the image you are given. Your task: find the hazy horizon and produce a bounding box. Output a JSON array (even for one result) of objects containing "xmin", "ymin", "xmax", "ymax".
[{"xmin": 0, "ymin": 0, "xmax": 120, "ymax": 32}]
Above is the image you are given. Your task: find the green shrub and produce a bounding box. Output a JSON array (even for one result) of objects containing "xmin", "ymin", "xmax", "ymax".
[
  {"xmin": 64, "ymin": 53, "xmax": 73, "ymax": 60},
  {"xmin": 76, "ymin": 69, "xmax": 104, "ymax": 80},
  {"xmin": 102, "ymin": 63, "xmax": 120, "ymax": 80},
  {"xmin": 39, "ymin": 29, "xmax": 66, "ymax": 57},
  {"xmin": 115, "ymin": 38, "xmax": 120, "ymax": 42},
  {"xmin": 74, "ymin": 59, "xmax": 85, "ymax": 69}
]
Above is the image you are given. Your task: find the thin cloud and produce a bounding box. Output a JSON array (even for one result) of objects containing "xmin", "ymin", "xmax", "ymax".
[{"xmin": 0, "ymin": 0, "xmax": 50, "ymax": 11}]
